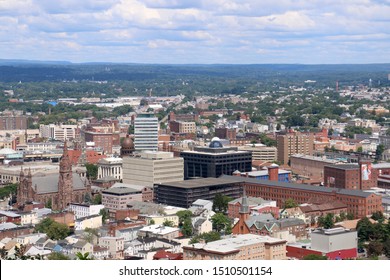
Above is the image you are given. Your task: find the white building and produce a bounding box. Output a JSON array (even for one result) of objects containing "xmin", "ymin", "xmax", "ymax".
[
  {"xmin": 134, "ymin": 113, "xmax": 159, "ymax": 152},
  {"xmin": 75, "ymin": 215, "xmax": 103, "ymax": 231},
  {"xmin": 39, "ymin": 124, "xmax": 78, "ymax": 141},
  {"xmin": 68, "ymin": 203, "xmax": 105, "ymax": 219},
  {"xmin": 122, "ymin": 151, "xmax": 184, "ymax": 187},
  {"xmin": 97, "ymin": 157, "xmax": 123, "ymax": 181}
]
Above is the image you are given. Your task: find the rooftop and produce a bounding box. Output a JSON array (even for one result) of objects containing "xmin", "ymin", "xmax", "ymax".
[
  {"xmin": 186, "ymin": 234, "xmax": 285, "ymax": 254},
  {"xmin": 324, "ymin": 164, "xmax": 359, "ymax": 170},
  {"xmin": 219, "ymin": 175, "xmax": 374, "ymax": 198},
  {"xmin": 102, "ymin": 187, "xmax": 142, "ymax": 195},
  {"xmin": 157, "ymin": 177, "xmax": 243, "ymax": 189}
]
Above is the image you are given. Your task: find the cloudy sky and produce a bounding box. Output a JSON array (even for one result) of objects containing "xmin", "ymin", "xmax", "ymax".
[{"xmin": 1, "ymin": 0, "xmax": 390, "ymax": 64}]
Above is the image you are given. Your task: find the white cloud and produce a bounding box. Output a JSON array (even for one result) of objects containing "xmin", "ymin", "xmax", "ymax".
[{"xmin": 0, "ymin": 0, "xmax": 389, "ymax": 63}]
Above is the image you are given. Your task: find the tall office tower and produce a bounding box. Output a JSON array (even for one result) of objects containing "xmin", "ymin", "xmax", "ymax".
[
  {"xmin": 134, "ymin": 113, "xmax": 159, "ymax": 152},
  {"xmin": 277, "ymin": 132, "xmax": 314, "ymax": 165}
]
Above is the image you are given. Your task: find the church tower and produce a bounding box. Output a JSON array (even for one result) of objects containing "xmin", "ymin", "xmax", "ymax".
[
  {"xmin": 56, "ymin": 141, "xmax": 73, "ymax": 210},
  {"xmin": 232, "ymin": 189, "xmax": 251, "ymax": 235},
  {"xmin": 17, "ymin": 167, "xmax": 35, "ymax": 207}
]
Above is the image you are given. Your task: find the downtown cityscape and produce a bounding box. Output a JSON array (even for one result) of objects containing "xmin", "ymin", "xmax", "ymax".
[{"xmin": 1, "ymin": 0, "xmax": 390, "ymax": 263}]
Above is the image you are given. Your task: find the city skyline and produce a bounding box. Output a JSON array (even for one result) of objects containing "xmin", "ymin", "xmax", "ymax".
[{"xmin": 1, "ymin": 0, "xmax": 390, "ymax": 64}]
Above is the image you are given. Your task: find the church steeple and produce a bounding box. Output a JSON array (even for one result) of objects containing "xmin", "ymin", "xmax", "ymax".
[
  {"xmin": 232, "ymin": 188, "xmax": 251, "ymax": 235},
  {"xmin": 56, "ymin": 140, "xmax": 73, "ymax": 211},
  {"xmin": 239, "ymin": 189, "xmax": 250, "ymax": 215}
]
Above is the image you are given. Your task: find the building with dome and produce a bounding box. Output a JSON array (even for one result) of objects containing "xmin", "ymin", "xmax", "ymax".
[
  {"xmin": 180, "ymin": 138, "xmax": 252, "ymax": 179},
  {"xmin": 120, "ymin": 135, "xmax": 135, "ymax": 157}
]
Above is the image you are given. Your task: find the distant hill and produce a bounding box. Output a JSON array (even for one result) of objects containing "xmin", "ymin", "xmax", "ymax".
[{"xmin": 0, "ymin": 61, "xmax": 389, "ymax": 83}]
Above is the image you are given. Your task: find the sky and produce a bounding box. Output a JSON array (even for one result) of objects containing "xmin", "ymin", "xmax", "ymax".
[{"xmin": 1, "ymin": 0, "xmax": 390, "ymax": 64}]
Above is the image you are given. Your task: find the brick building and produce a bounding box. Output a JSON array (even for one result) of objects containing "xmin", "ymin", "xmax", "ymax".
[
  {"xmin": 277, "ymin": 132, "xmax": 314, "ymax": 165},
  {"xmin": 290, "ymin": 154, "xmax": 341, "ymax": 181},
  {"xmin": 16, "ymin": 142, "xmax": 91, "ymax": 211},
  {"xmin": 324, "ymin": 162, "xmax": 378, "ymax": 190},
  {"xmin": 0, "ymin": 115, "xmax": 28, "ymax": 130},
  {"xmin": 169, "ymin": 121, "xmax": 196, "ymax": 134},
  {"xmin": 220, "ymin": 175, "xmax": 383, "ymax": 218},
  {"xmin": 215, "ymin": 127, "xmax": 237, "ymax": 140}
]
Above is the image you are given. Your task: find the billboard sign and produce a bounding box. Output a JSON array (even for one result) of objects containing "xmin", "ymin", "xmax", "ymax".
[{"xmin": 361, "ymin": 163, "xmax": 372, "ymax": 181}]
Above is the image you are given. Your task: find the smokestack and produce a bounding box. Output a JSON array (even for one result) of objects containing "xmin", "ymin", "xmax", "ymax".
[{"xmin": 268, "ymin": 164, "xmax": 279, "ymax": 181}]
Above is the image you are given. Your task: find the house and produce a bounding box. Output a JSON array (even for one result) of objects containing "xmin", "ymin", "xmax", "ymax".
[
  {"xmin": 189, "ymin": 199, "xmax": 213, "ymax": 211},
  {"xmin": 192, "ymin": 217, "xmax": 212, "ymax": 235},
  {"xmin": 25, "ymin": 245, "xmax": 51, "ymax": 258},
  {"xmin": 99, "ymin": 236, "xmax": 124, "ymax": 259},
  {"xmin": 92, "ymin": 245, "xmax": 110, "ymax": 260},
  {"xmin": 138, "ymin": 225, "xmax": 180, "ymax": 240},
  {"xmin": 72, "ymin": 240, "xmax": 94, "ymax": 255},
  {"xmin": 74, "ymin": 215, "xmax": 102, "ymax": 231},
  {"xmin": 16, "ymin": 233, "xmax": 47, "ymax": 245}
]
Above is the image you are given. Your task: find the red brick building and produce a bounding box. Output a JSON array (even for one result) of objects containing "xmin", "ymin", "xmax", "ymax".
[
  {"xmin": 215, "ymin": 127, "xmax": 237, "ymax": 140},
  {"xmin": 84, "ymin": 131, "xmax": 113, "ymax": 154},
  {"xmin": 324, "ymin": 163, "xmax": 378, "ymax": 190},
  {"xmin": 221, "ymin": 175, "xmax": 383, "ymax": 218}
]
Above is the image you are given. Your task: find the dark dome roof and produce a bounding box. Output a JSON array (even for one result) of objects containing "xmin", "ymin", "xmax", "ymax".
[
  {"xmin": 122, "ymin": 137, "xmax": 134, "ymax": 149},
  {"xmin": 209, "ymin": 140, "xmax": 223, "ymax": 148}
]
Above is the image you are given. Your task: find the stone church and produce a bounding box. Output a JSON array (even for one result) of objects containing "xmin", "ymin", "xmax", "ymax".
[{"xmin": 17, "ymin": 142, "xmax": 91, "ymax": 211}]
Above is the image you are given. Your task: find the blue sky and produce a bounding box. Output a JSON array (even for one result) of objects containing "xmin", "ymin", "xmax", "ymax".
[{"xmin": 1, "ymin": 0, "xmax": 390, "ymax": 64}]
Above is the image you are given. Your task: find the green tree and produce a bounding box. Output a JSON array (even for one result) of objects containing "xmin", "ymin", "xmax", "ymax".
[
  {"xmin": 376, "ymin": 144, "xmax": 385, "ymax": 160},
  {"xmin": 357, "ymin": 217, "xmax": 374, "ymax": 242},
  {"xmin": 46, "ymin": 222, "xmax": 70, "ymax": 240},
  {"xmin": 371, "ymin": 211, "xmax": 385, "ymax": 222},
  {"xmin": 303, "ymin": 254, "xmax": 328, "ymax": 260},
  {"xmin": 357, "ymin": 147, "xmax": 363, "ymax": 153},
  {"xmin": 84, "ymin": 228, "xmax": 99, "ymax": 244},
  {"xmin": 317, "ymin": 213, "xmax": 334, "ymax": 229},
  {"xmin": 366, "ymin": 241, "xmax": 383, "ymax": 258},
  {"xmin": 45, "ymin": 198, "xmax": 52, "ymax": 209},
  {"xmin": 85, "ymin": 163, "xmax": 98, "ymax": 180},
  {"xmin": 211, "ymin": 213, "xmax": 232, "ymax": 234},
  {"xmin": 99, "ymin": 209, "xmax": 109, "ymax": 224},
  {"xmin": 163, "ymin": 220, "xmax": 175, "ymax": 227},
  {"xmin": 75, "ymin": 252, "xmax": 93, "ymax": 260},
  {"xmin": 212, "ymin": 194, "xmax": 232, "ymax": 213},
  {"xmin": 92, "ymin": 194, "xmax": 102, "ymax": 205},
  {"xmin": 383, "ymin": 239, "xmax": 390, "ymax": 259},
  {"xmin": 149, "ymin": 219, "xmax": 155, "ymax": 225},
  {"xmin": 181, "ymin": 219, "xmax": 193, "ymax": 237},
  {"xmin": 0, "ymin": 183, "xmax": 18, "ymax": 199},
  {"xmin": 47, "ymin": 252, "xmax": 70, "ymax": 260},
  {"xmin": 189, "ymin": 231, "xmax": 221, "ymax": 244},
  {"xmin": 283, "ymin": 198, "xmax": 298, "ymax": 209},
  {"xmin": 176, "ymin": 210, "xmax": 193, "ymax": 225}
]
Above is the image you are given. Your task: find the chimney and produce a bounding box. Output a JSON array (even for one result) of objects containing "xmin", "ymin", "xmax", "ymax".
[{"xmin": 268, "ymin": 164, "xmax": 279, "ymax": 181}]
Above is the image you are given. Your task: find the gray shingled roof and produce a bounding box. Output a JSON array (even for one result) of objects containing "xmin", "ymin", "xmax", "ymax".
[{"xmin": 32, "ymin": 173, "xmax": 88, "ymax": 194}]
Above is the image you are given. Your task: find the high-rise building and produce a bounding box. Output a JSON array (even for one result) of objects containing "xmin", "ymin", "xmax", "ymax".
[
  {"xmin": 122, "ymin": 151, "xmax": 183, "ymax": 187},
  {"xmin": 134, "ymin": 113, "xmax": 159, "ymax": 152},
  {"xmin": 0, "ymin": 115, "xmax": 28, "ymax": 130},
  {"xmin": 180, "ymin": 138, "xmax": 252, "ymax": 179},
  {"xmin": 277, "ymin": 132, "xmax": 314, "ymax": 165}
]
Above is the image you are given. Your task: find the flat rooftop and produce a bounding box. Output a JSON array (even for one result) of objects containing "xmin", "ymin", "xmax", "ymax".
[
  {"xmin": 324, "ymin": 163, "xmax": 360, "ymax": 170},
  {"xmin": 158, "ymin": 177, "xmax": 243, "ymax": 189},
  {"xmin": 188, "ymin": 234, "xmax": 285, "ymax": 254}
]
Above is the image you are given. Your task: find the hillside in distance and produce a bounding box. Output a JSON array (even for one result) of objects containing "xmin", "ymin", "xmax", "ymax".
[{"xmin": 0, "ymin": 61, "xmax": 389, "ymax": 84}]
